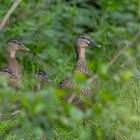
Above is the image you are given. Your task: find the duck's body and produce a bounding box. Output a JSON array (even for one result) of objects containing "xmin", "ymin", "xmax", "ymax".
[
  {"xmin": 74, "ymin": 60, "xmax": 89, "ymax": 75},
  {"xmin": 59, "ymin": 34, "xmax": 101, "ymax": 107},
  {"xmin": 58, "ymin": 79, "xmax": 72, "ymax": 89},
  {"xmin": 7, "ymin": 56, "xmax": 22, "ymax": 78},
  {"xmin": 0, "ymin": 39, "xmax": 30, "ymax": 90},
  {"xmin": 0, "ymin": 67, "xmax": 17, "ymax": 78}
]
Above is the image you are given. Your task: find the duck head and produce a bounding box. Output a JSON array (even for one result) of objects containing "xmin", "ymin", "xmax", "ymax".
[
  {"xmin": 75, "ymin": 34, "xmax": 102, "ymax": 60},
  {"xmin": 76, "ymin": 34, "xmax": 102, "ymax": 49},
  {"xmin": 7, "ymin": 39, "xmax": 30, "ymax": 53},
  {"xmin": 35, "ymin": 70, "xmax": 52, "ymax": 83}
]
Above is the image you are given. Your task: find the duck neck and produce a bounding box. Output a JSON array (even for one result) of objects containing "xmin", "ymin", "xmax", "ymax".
[
  {"xmin": 74, "ymin": 46, "xmax": 90, "ymax": 75},
  {"xmin": 7, "ymin": 50, "xmax": 17, "ymax": 67},
  {"xmin": 8, "ymin": 50, "xmax": 16, "ymax": 59},
  {"xmin": 76, "ymin": 47, "xmax": 86, "ymax": 62},
  {"xmin": 7, "ymin": 50, "xmax": 22, "ymax": 78},
  {"xmin": 34, "ymin": 82, "xmax": 41, "ymax": 91}
]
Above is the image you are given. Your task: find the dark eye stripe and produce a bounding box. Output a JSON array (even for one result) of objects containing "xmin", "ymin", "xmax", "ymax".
[
  {"xmin": 12, "ymin": 40, "xmax": 22, "ymax": 46},
  {"xmin": 36, "ymin": 70, "xmax": 47, "ymax": 76},
  {"xmin": 80, "ymin": 36, "xmax": 91, "ymax": 41},
  {"xmin": 7, "ymin": 39, "xmax": 23, "ymax": 46}
]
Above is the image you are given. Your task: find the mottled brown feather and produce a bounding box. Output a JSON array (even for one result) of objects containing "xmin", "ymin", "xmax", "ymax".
[
  {"xmin": 58, "ymin": 79, "xmax": 72, "ymax": 89},
  {"xmin": 0, "ymin": 39, "xmax": 29, "ymax": 90},
  {"xmin": 59, "ymin": 34, "xmax": 101, "ymax": 107},
  {"xmin": 7, "ymin": 57, "xmax": 22, "ymax": 78}
]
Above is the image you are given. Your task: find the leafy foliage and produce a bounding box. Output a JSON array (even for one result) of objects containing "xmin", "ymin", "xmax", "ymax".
[{"xmin": 0, "ymin": 0, "xmax": 140, "ymax": 139}]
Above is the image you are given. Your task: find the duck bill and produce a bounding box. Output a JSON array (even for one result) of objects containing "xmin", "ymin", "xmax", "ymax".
[
  {"xmin": 89, "ymin": 41, "xmax": 102, "ymax": 48},
  {"xmin": 21, "ymin": 45, "xmax": 30, "ymax": 51},
  {"xmin": 44, "ymin": 77, "xmax": 52, "ymax": 83},
  {"xmin": 47, "ymin": 79, "xmax": 52, "ymax": 83}
]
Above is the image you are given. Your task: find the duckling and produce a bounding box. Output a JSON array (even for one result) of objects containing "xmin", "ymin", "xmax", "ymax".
[
  {"xmin": 59, "ymin": 34, "xmax": 101, "ymax": 107},
  {"xmin": 0, "ymin": 39, "xmax": 30, "ymax": 89},
  {"xmin": 34, "ymin": 70, "xmax": 52, "ymax": 91}
]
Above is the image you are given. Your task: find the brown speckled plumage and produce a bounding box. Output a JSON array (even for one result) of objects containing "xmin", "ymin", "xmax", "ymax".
[
  {"xmin": 0, "ymin": 39, "xmax": 29, "ymax": 90},
  {"xmin": 58, "ymin": 79, "xmax": 72, "ymax": 89},
  {"xmin": 73, "ymin": 60, "xmax": 92, "ymax": 77},
  {"xmin": 59, "ymin": 34, "xmax": 101, "ymax": 106},
  {"xmin": 0, "ymin": 67, "xmax": 18, "ymax": 78},
  {"xmin": 7, "ymin": 57, "xmax": 22, "ymax": 79}
]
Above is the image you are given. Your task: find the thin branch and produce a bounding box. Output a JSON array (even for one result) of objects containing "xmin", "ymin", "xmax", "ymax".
[
  {"xmin": 6, "ymin": 0, "xmax": 51, "ymax": 26},
  {"xmin": 0, "ymin": 0, "xmax": 22, "ymax": 30},
  {"xmin": 7, "ymin": 4, "xmax": 45, "ymax": 25}
]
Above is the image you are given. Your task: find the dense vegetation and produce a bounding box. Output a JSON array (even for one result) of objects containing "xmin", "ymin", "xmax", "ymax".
[{"xmin": 0, "ymin": 0, "xmax": 140, "ymax": 139}]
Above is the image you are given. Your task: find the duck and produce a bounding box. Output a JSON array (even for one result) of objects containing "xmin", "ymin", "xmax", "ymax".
[
  {"xmin": 0, "ymin": 39, "xmax": 30, "ymax": 90},
  {"xmin": 58, "ymin": 34, "xmax": 101, "ymax": 108},
  {"xmin": 34, "ymin": 69, "xmax": 52, "ymax": 91}
]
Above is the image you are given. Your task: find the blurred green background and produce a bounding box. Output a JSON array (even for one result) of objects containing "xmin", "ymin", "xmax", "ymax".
[{"xmin": 0, "ymin": 0, "xmax": 140, "ymax": 139}]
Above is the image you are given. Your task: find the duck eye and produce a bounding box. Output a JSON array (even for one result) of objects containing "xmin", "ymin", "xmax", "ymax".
[
  {"xmin": 12, "ymin": 41, "xmax": 16, "ymax": 43},
  {"xmin": 13, "ymin": 40, "xmax": 19, "ymax": 44},
  {"xmin": 81, "ymin": 36, "xmax": 86, "ymax": 39},
  {"xmin": 38, "ymin": 72, "xmax": 43, "ymax": 75}
]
